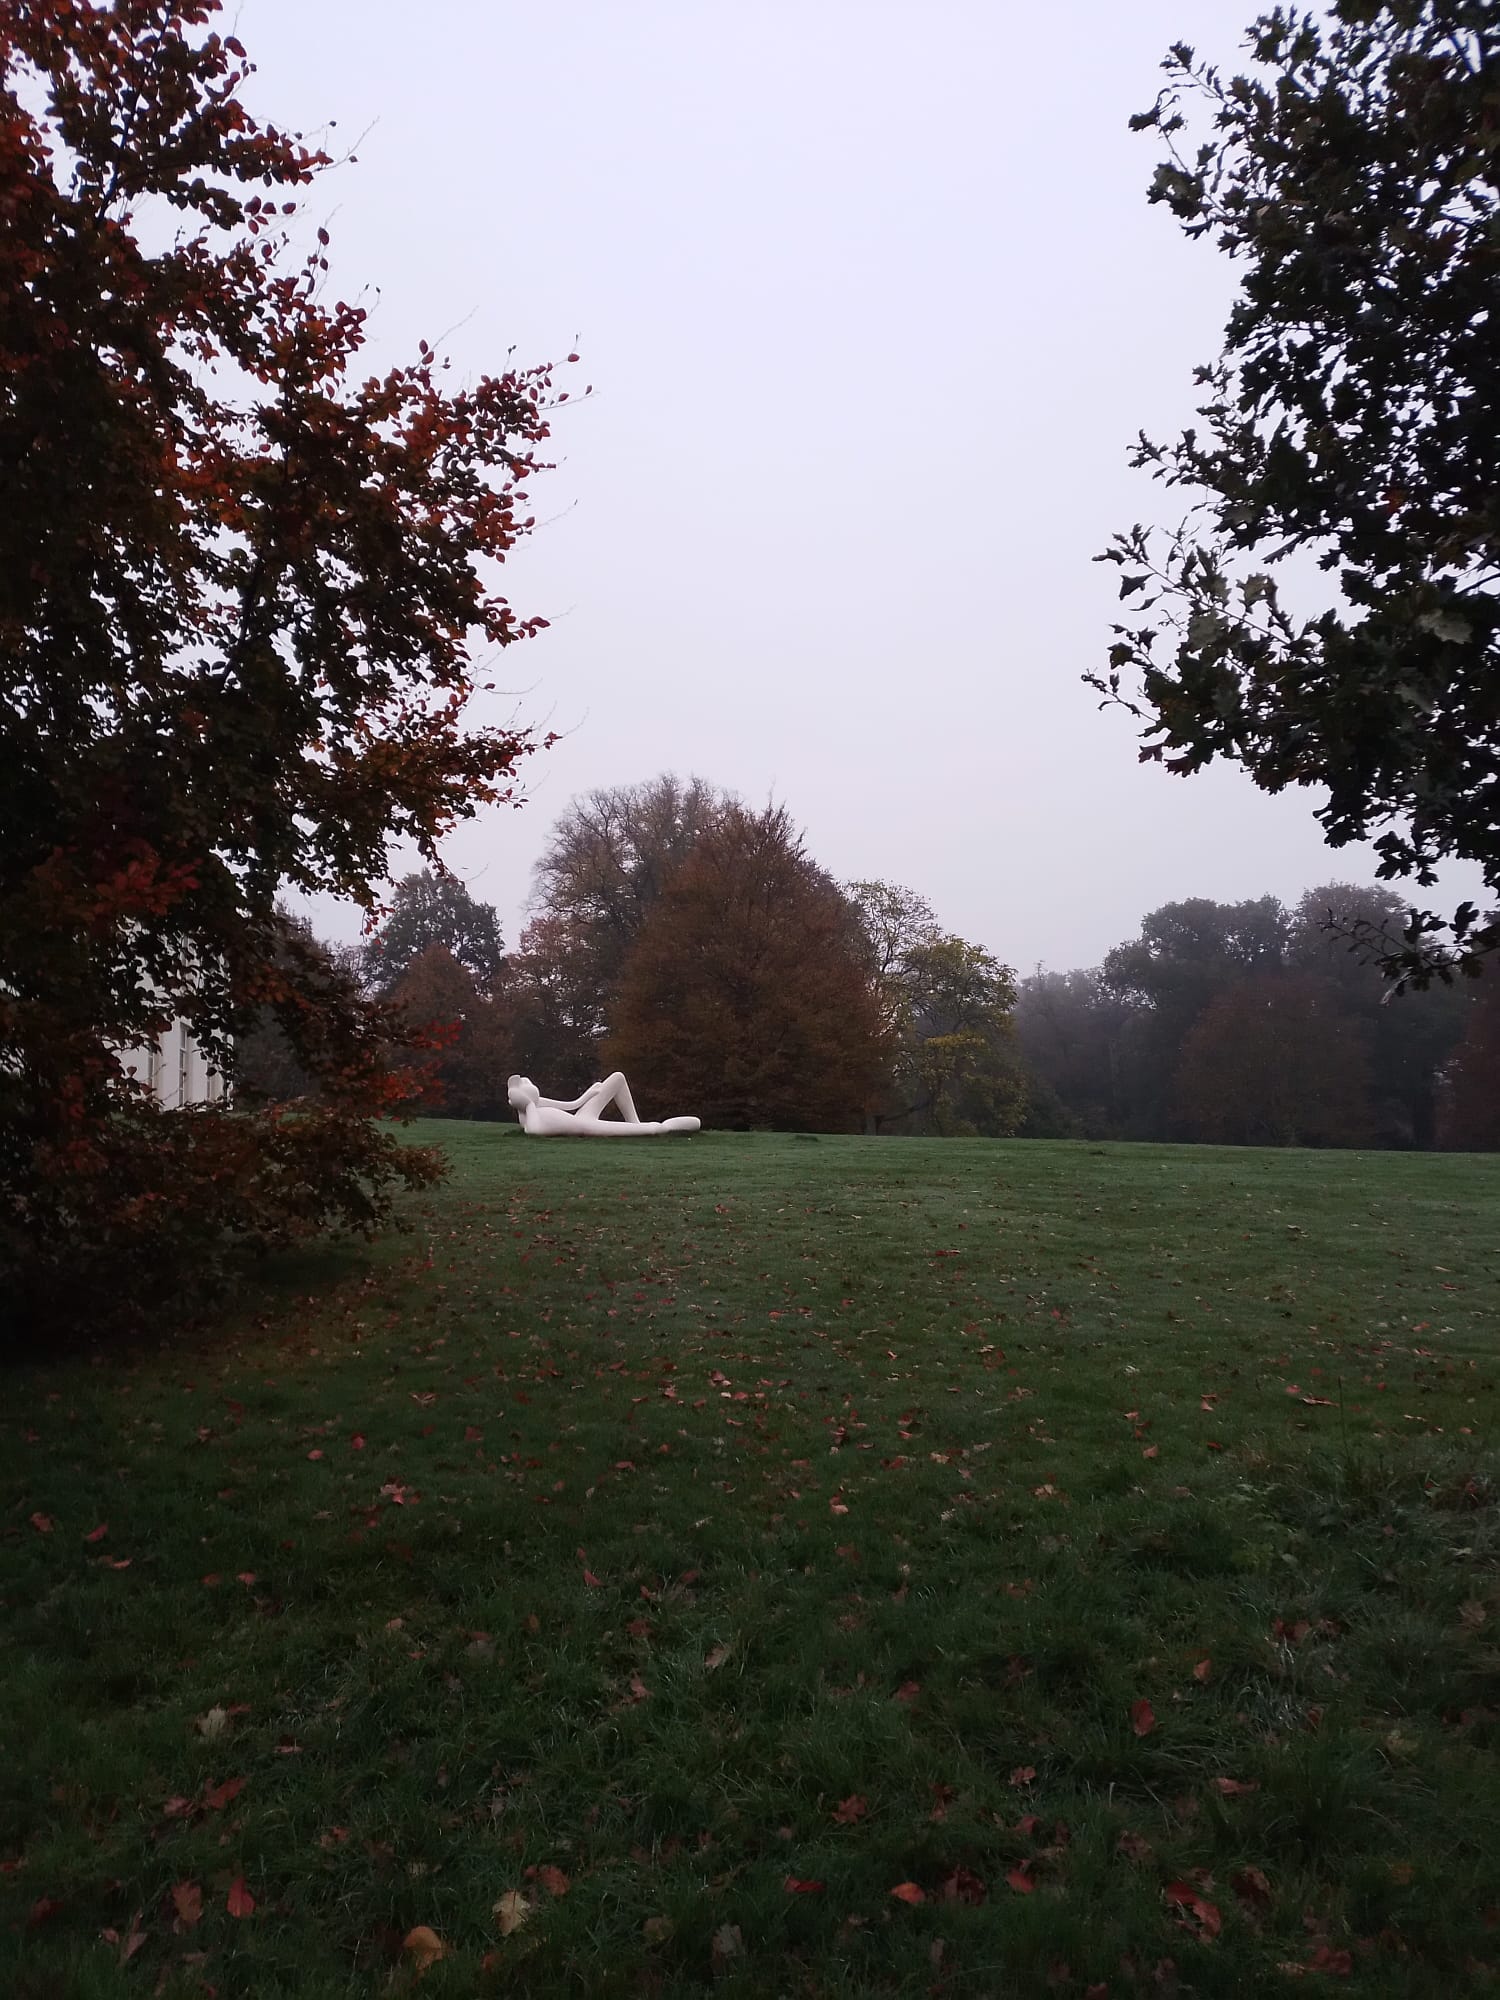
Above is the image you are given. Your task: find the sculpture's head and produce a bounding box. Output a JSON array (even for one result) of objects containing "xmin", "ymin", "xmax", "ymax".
[{"xmin": 506, "ymin": 1075, "xmax": 540, "ymax": 1112}]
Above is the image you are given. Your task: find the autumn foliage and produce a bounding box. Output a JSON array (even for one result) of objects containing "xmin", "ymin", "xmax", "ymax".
[
  {"xmin": 0, "ymin": 2, "xmax": 563, "ymax": 1335},
  {"xmin": 606, "ymin": 806, "xmax": 886, "ymax": 1131}
]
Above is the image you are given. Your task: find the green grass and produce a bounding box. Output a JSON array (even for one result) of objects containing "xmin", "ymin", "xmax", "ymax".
[{"xmin": 4, "ymin": 1126, "xmax": 1500, "ymax": 1997}]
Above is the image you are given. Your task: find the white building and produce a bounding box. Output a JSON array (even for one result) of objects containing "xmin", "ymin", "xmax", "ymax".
[{"xmin": 120, "ymin": 1018, "xmax": 227, "ymax": 1109}]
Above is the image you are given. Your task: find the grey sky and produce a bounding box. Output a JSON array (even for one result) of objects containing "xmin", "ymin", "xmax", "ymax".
[{"xmin": 237, "ymin": 0, "xmax": 1484, "ymax": 972}]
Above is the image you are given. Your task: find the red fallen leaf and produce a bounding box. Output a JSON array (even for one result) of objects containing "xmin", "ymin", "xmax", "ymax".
[
  {"xmin": 202, "ymin": 1776, "xmax": 246, "ymax": 1811},
  {"xmin": 226, "ymin": 1876, "xmax": 255, "ymax": 1918},
  {"xmin": 106, "ymin": 1557, "xmax": 131, "ymax": 1570},
  {"xmin": 1212, "ymin": 1777, "xmax": 1259, "ymax": 1796},
  {"xmin": 236, "ymin": 1572, "xmax": 257, "ymax": 1586},
  {"xmin": 832, "ymin": 1794, "xmax": 868, "ymax": 1825},
  {"xmin": 1006, "ymin": 1865, "xmax": 1036, "ymax": 1894},
  {"xmin": 350, "ymin": 1434, "xmax": 366, "ymax": 1449},
  {"xmin": 1306, "ymin": 1945, "xmax": 1353, "ymax": 1975},
  {"xmin": 1193, "ymin": 1658, "xmax": 1212, "ymax": 1682},
  {"xmin": 162, "ymin": 1795, "xmax": 194, "ymax": 1819},
  {"xmin": 171, "ymin": 1880, "xmax": 203, "ymax": 1927},
  {"xmin": 893, "ymin": 1680, "xmax": 921, "ymax": 1705},
  {"xmin": 1142, "ymin": 1445, "xmax": 1159, "ymax": 1459},
  {"xmin": 464, "ymin": 1426, "xmax": 483, "ymax": 1443},
  {"xmin": 1232, "ymin": 1865, "xmax": 1272, "ymax": 1909},
  {"xmin": 577, "ymin": 1549, "xmax": 603, "ymax": 1587},
  {"xmin": 626, "ymin": 1617, "xmax": 652, "ymax": 1639},
  {"xmin": 784, "ymin": 1876, "xmax": 825, "ymax": 1894},
  {"xmin": 1131, "ymin": 1698, "xmax": 1157, "ymax": 1737},
  {"xmin": 1164, "ymin": 1881, "xmax": 1222, "ymax": 1940},
  {"xmin": 532, "ymin": 1864, "xmax": 570, "ymax": 1897},
  {"xmin": 28, "ymin": 1895, "xmax": 62, "ymax": 1924},
  {"xmin": 1009, "ymin": 1765, "xmax": 1037, "ymax": 1786},
  {"xmin": 1207, "ymin": 1439, "xmax": 1226, "ymax": 1451},
  {"xmin": 939, "ymin": 1866, "xmax": 987, "ymax": 1905},
  {"xmin": 202, "ymin": 1574, "xmax": 221, "ymax": 1587},
  {"xmin": 29, "ymin": 1513, "xmax": 54, "ymax": 1534},
  {"xmin": 1116, "ymin": 1830, "xmax": 1154, "ymax": 1863},
  {"xmin": 1273, "ymin": 1618, "xmax": 1312, "ymax": 1645},
  {"xmin": 1016, "ymin": 1813, "xmax": 1042, "ymax": 1836},
  {"xmin": 84, "ymin": 1523, "xmax": 108, "ymax": 1543},
  {"xmin": 627, "ymin": 1673, "xmax": 650, "ymax": 1703},
  {"xmin": 306, "ymin": 1449, "xmax": 324, "ymax": 1461},
  {"xmin": 890, "ymin": 1881, "xmax": 926, "ymax": 1905}
]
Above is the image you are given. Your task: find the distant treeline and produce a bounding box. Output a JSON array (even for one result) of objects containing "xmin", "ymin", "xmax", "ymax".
[
  {"xmin": 240, "ymin": 778, "xmax": 1500, "ymax": 1150},
  {"xmin": 1015, "ymin": 888, "xmax": 1499, "ymax": 1151}
]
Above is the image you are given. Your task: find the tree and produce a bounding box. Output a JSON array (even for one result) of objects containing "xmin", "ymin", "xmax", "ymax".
[
  {"xmin": 389, "ymin": 946, "xmax": 510, "ymax": 1120},
  {"xmin": 1436, "ymin": 971, "xmax": 1500, "ymax": 1149},
  {"xmin": 0, "ymin": 2, "xmax": 565, "ymax": 1334},
  {"xmin": 605, "ymin": 805, "xmax": 885, "ymax": 1132},
  {"xmin": 1101, "ymin": 897, "xmax": 1289, "ymax": 1134},
  {"xmin": 493, "ymin": 913, "xmax": 601, "ymax": 1094},
  {"xmin": 361, "ymin": 869, "xmax": 505, "ymax": 995},
  {"xmin": 1014, "ymin": 968, "xmax": 1131, "ymax": 1138},
  {"xmin": 529, "ymin": 774, "xmax": 732, "ymax": 1050},
  {"xmin": 1096, "ymin": 3, "xmax": 1500, "ymax": 981},
  {"xmin": 1289, "ymin": 882, "xmax": 1467, "ymax": 1144},
  {"xmin": 845, "ymin": 883, "xmax": 1024, "ymax": 1136},
  {"xmin": 882, "ymin": 936, "xmax": 1027, "ymax": 1137},
  {"xmin": 1172, "ymin": 972, "xmax": 1377, "ymax": 1147}
]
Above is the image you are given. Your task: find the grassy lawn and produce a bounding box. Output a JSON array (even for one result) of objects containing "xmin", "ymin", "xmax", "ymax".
[{"xmin": 4, "ymin": 1126, "xmax": 1500, "ymax": 1997}]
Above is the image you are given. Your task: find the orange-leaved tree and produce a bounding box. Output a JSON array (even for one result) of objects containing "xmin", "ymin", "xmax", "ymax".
[
  {"xmin": 0, "ymin": 1, "xmax": 567, "ymax": 1336},
  {"xmin": 605, "ymin": 805, "xmax": 885, "ymax": 1131}
]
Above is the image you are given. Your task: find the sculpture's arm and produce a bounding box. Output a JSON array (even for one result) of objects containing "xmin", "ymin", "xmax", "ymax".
[{"xmin": 536, "ymin": 1085, "xmax": 602, "ymax": 1113}]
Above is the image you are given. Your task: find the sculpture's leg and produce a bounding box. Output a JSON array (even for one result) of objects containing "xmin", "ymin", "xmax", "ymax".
[{"xmin": 592, "ymin": 1072, "xmax": 643, "ymax": 1124}]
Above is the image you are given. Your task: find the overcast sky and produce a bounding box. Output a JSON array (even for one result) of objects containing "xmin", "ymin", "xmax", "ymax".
[{"xmin": 236, "ymin": 0, "xmax": 1483, "ymax": 973}]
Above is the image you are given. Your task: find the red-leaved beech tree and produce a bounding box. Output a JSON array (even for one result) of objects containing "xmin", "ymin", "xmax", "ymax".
[{"xmin": 0, "ymin": 0, "xmax": 569, "ymax": 1336}]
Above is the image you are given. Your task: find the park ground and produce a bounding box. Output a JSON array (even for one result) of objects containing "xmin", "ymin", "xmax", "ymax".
[{"xmin": 3, "ymin": 1126, "xmax": 1499, "ymax": 1997}]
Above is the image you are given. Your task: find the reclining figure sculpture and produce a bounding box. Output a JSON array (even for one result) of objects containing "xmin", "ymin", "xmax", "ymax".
[{"xmin": 506, "ymin": 1072, "xmax": 700, "ymax": 1138}]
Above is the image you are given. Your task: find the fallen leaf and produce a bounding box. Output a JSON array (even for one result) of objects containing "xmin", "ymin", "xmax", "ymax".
[
  {"xmin": 195, "ymin": 1706, "xmax": 230, "ymax": 1741},
  {"xmin": 784, "ymin": 1876, "xmax": 824, "ymax": 1894},
  {"xmin": 201, "ymin": 1776, "xmax": 246, "ymax": 1811},
  {"xmin": 532, "ymin": 1863, "xmax": 570, "ymax": 1898},
  {"xmin": 1006, "ymin": 1865, "xmax": 1036, "ymax": 1894},
  {"xmin": 1130, "ymin": 1698, "xmax": 1156, "ymax": 1737},
  {"xmin": 84, "ymin": 1523, "xmax": 108, "ymax": 1543},
  {"xmin": 1212, "ymin": 1777, "xmax": 1259, "ymax": 1797},
  {"xmin": 1164, "ymin": 1880, "xmax": 1222, "ymax": 1940},
  {"xmin": 1232, "ymin": 1865, "xmax": 1273, "ymax": 1909},
  {"xmin": 171, "ymin": 1880, "xmax": 202, "ymax": 1928},
  {"xmin": 29, "ymin": 1513, "xmax": 54, "ymax": 1534},
  {"xmin": 1116, "ymin": 1830, "xmax": 1155, "ymax": 1864},
  {"xmin": 1192, "ymin": 1658, "xmax": 1212, "ymax": 1682},
  {"xmin": 704, "ymin": 1643, "xmax": 732, "ymax": 1671},
  {"xmin": 890, "ymin": 1881, "xmax": 926, "ymax": 1905},
  {"xmin": 711, "ymin": 1921, "xmax": 744, "ymax": 1967},
  {"xmin": 832, "ymin": 1794, "xmax": 868, "ymax": 1825},
  {"xmin": 643, "ymin": 1914, "xmax": 675, "ymax": 1943},
  {"xmin": 403, "ymin": 1925, "xmax": 446, "ymax": 1974},
  {"xmin": 225, "ymin": 1876, "xmax": 255, "ymax": 1919},
  {"xmin": 1009, "ymin": 1765, "xmax": 1037, "ymax": 1786},
  {"xmin": 893, "ymin": 1679, "xmax": 921, "ymax": 1705},
  {"xmin": 494, "ymin": 1890, "xmax": 530, "ymax": 1935},
  {"xmin": 1307, "ymin": 1945, "xmax": 1353, "ymax": 1975}
]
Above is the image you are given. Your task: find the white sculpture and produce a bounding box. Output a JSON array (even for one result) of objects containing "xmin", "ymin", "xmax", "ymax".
[{"xmin": 507, "ymin": 1072, "xmax": 700, "ymax": 1138}]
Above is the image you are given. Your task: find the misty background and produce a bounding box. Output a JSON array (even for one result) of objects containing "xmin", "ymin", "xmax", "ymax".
[{"xmin": 234, "ymin": 0, "xmax": 1484, "ymax": 969}]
